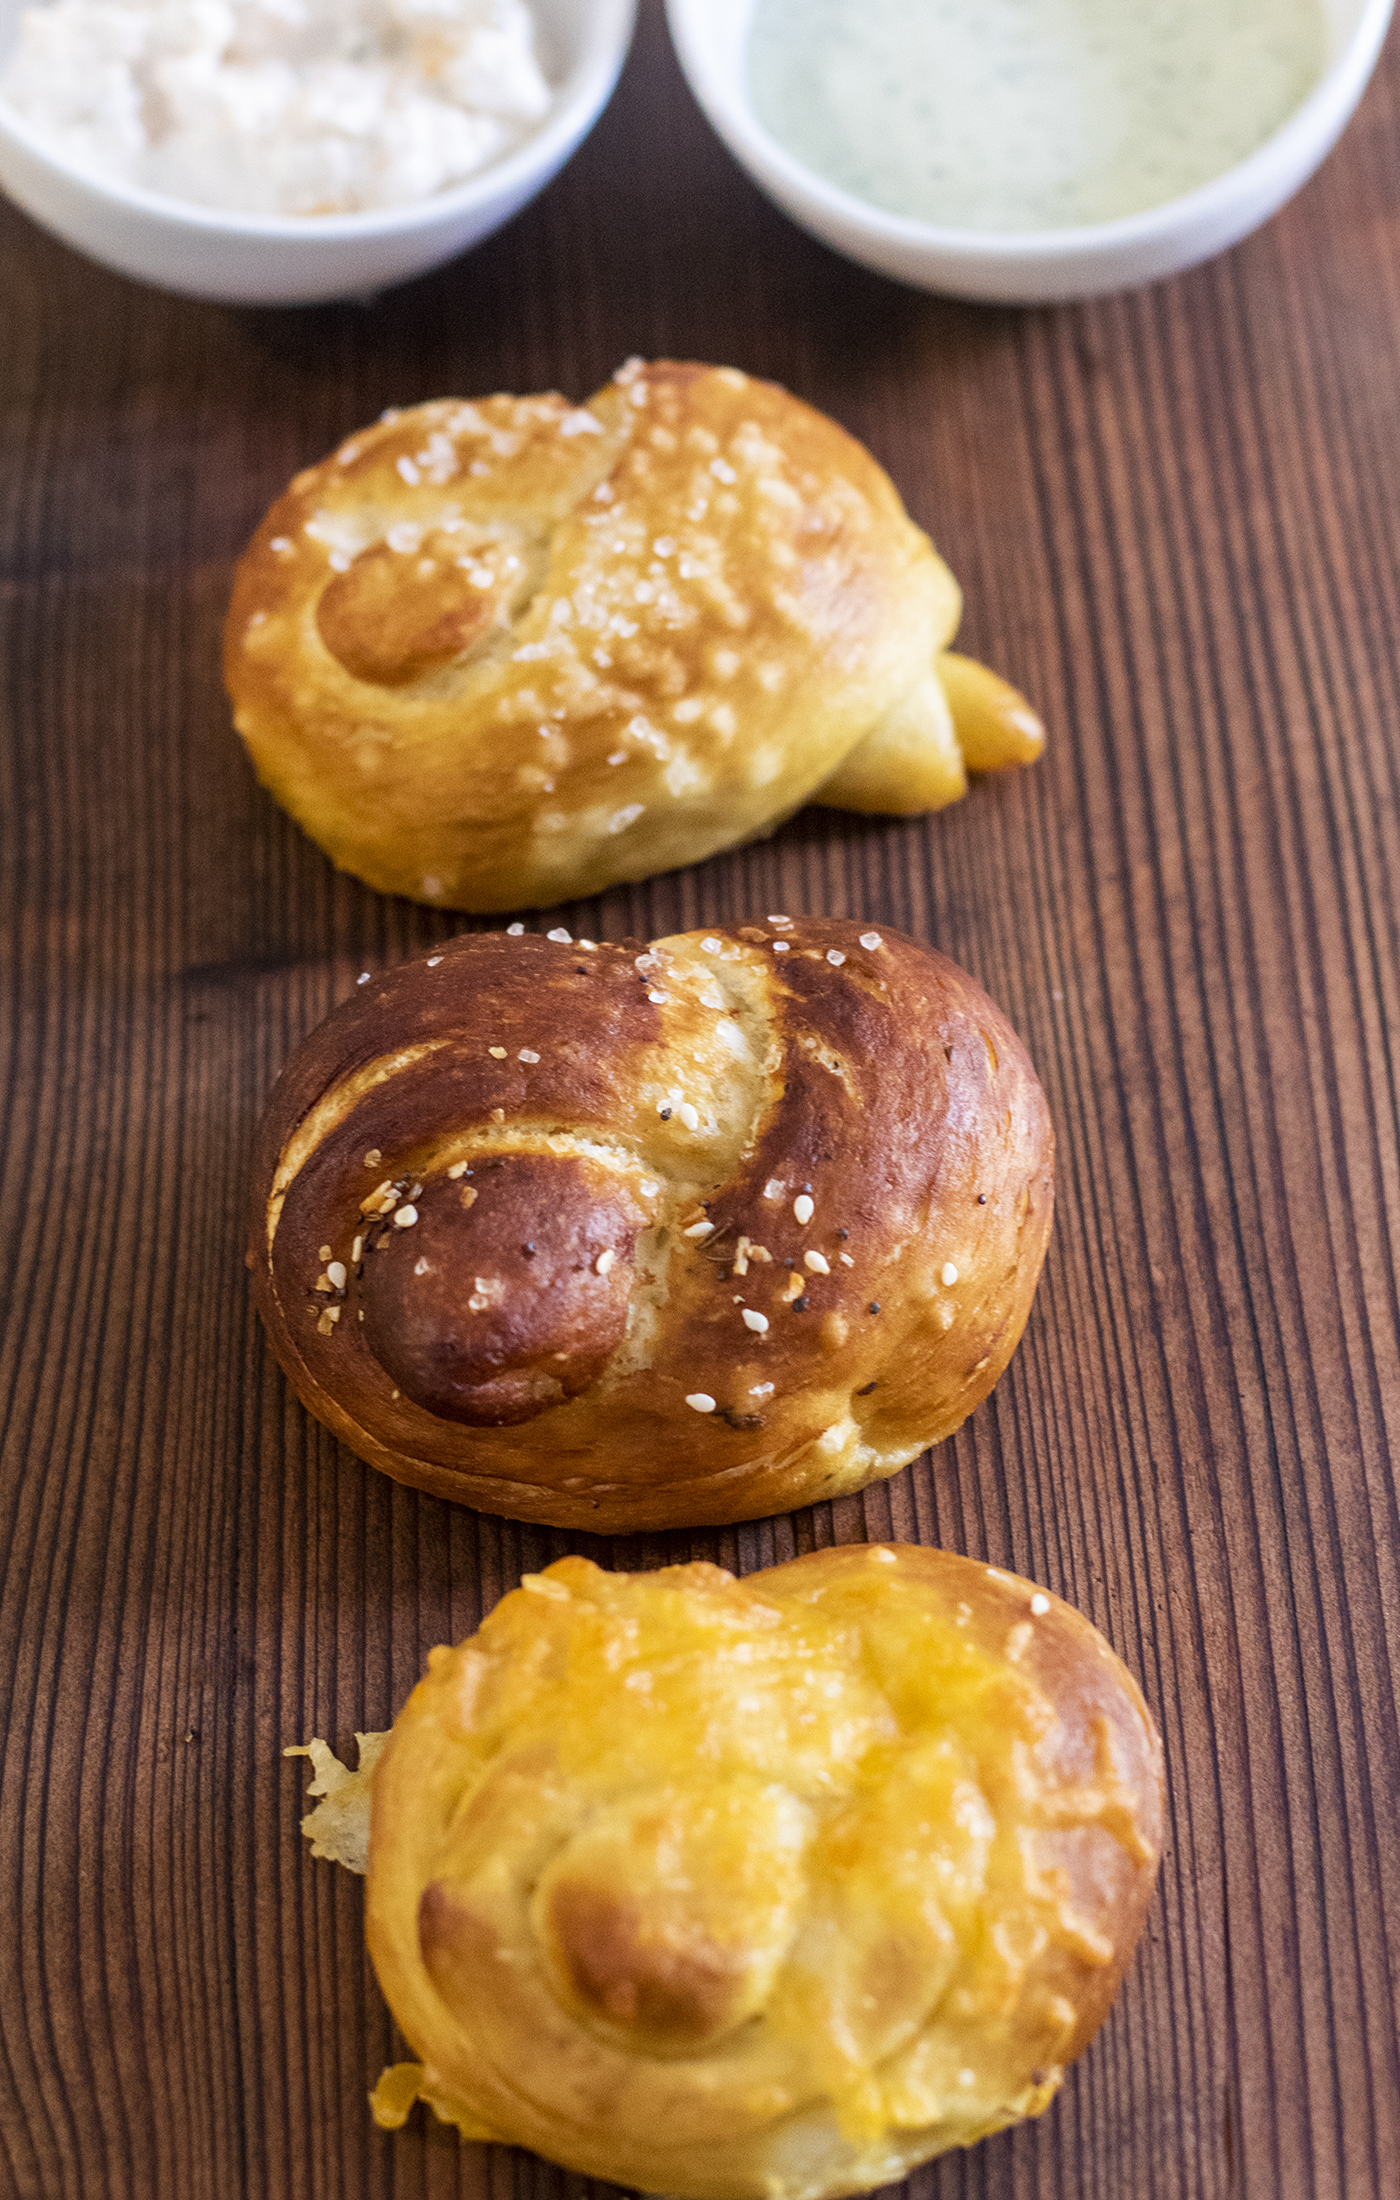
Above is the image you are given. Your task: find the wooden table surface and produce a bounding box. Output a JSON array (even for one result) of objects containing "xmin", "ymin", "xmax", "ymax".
[{"xmin": 3, "ymin": 7, "xmax": 1399, "ymax": 2197}]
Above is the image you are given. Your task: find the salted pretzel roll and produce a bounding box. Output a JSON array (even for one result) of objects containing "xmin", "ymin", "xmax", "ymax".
[
  {"xmin": 225, "ymin": 360, "xmax": 1043, "ymax": 912},
  {"xmin": 247, "ymin": 918, "xmax": 1053, "ymax": 1530},
  {"xmin": 363, "ymin": 1544, "xmax": 1164, "ymax": 2198}
]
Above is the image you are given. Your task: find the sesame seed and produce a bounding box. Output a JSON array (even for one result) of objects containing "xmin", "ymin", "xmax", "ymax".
[
  {"xmin": 316, "ymin": 1308, "xmax": 338, "ymax": 1335},
  {"xmin": 596, "ymin": 1248, "xmax": 616, "ymax": 1275},
  {"xmin": 793, "ymin": 1194, "xmax": 814, "ymax": 1225},
  {"xmin": 488, "ymin": 1046, "xmax": 507, "ymax": 1058},
  {"xmin": 678, "ymin": 1103, "xmax": 700, "ymax": 1130},
  {"xmin": 686, "ymin": 1393, "xmax": 717, "ymax": 1413},
  {"xmin": 767, "ymin": 915, "xmax": 792, "ymax": 926},
  {"xmin": 447, "ymin": 1162, "xmax": 468, "ymax": 1179},
  {"xmin": 319, "ymin": 1244, "xmax": 332, "ymax": 1262},
  {"xmin": 743, "ymin": 1309, "xmax": 769, "ymax": 1333},
  {"xmin": 1030, "ymin": 1593, "xmax": 1050, "ymax": 1615},
  {"xmin": 507, "ymin": 922, "xmax": 525, "ymax": 935},
  {"xmin": 357, "ymin": 972, "xmax": 370, "ymax": 985},
  {"xmin": 942, "ymin": 1262, "xmax": 959, "ymax": 1286},
  {"xmin": 805, "ymin": 1250, "xmax": 830, "ymax": 1275},
  {"xmin": 326, "ymin": 1260, "xmax": 347, "ymax": 1290},
  {"xmin": 859, "ymin": 931, "xmax": 883, "ymax": 950},
  {"xmin": 364, "ymin": 1149, "xmax": 382, "ymax": 1167},
  {"xmin": 579, "ymin": 939, "xmax": 597, "ymax": 950},
  {"xmin": 764, "ymin": 1178, "xmax": 785, "ymax": 1200},
  {"xmin": 648, "ymin": 989, "xmax": 668, "ymax": 1004},
  {"xmin": 547, "ymin": 927, "xmax": 572, "ymax": 943},
  {"xmin": 826, "ymin": 949, "xmax": 846, "ymax": 966},
  {"xmin": 683, "ymin": 1218, "xmax": 714, "ymax": 1238},
  {"xmin": 839, "ymin": 1252, "xmax": 854, "ymax": 1266},
  {"xmin": 351, "ymin": 1236, "xmax": 363, "ymax": 1263},
  {"xmin": 413, "ymin": 1257, "xmax": 429, "ymax": 1276},
  {"xmin": 394, "ymin": 1206, "xmax": 418, "ymax": 1228},
  {"xmin": 426, "ymin": 955, "xmax": 443, "ymax": 967},
  {"xmin": 773, "ymin": 941, "xmax": 790, "ymax": 952},
  {"xmin": 701, "ymin": 937, "xmax": 722, "ymax": 954}
]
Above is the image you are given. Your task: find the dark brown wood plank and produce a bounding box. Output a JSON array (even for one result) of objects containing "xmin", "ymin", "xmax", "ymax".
[{"xmin": 2, "ymin": 5, "xmax": 1398, "ymax": 2197}]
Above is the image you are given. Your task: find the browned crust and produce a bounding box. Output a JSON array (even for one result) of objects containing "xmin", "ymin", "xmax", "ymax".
[
  {"xmin": 224, "ymin": 361, "xmax": 961, "ymax": 912},
  {"xmin": 248, "ymin": 919, "xmax": 1053, "ymax": 1530}
]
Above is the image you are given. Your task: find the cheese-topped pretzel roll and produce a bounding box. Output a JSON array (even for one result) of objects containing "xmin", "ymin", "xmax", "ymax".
[
  {"xmin": 364, "ymin": 1544, "xmax": 1163, "ymax": 2199},
  {"xmin": 246, "ymin": 918, "xmax": 1053, "ymax": 1530},
  {"xmin": 224, "ymin": 360, "xmax": 1043, "ymax": 912}
]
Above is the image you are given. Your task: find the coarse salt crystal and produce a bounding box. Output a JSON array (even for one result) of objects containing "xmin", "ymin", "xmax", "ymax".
[
  {"xmin": 860, "ymin": 931, "xmax": 883, "ymax": 949},
  {"xmin": 1030, "ymin": 1593, "xmax": 1050, "ymax": 1615},
  {"xmin": 547, "ymin": 928, "xmax": 572, "ymax": 943},
  {"xmin": 826, "ymin": 950, "xmax": 846, "ymax": 966},
  {"xmin": 507, "ymin": 922, "xmax": 525, "ymax": 936},
  {"xmin": 519, "ymin": 1049, "xmax": 539, "ymax": 1063}
]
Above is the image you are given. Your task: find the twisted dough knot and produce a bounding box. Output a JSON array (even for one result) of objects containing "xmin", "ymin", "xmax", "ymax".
[
  {"xmin": 364, "ymin": 1547, "xmax": 1164, "ymax": 2198},
  {"xmin": 248, "ymin": 918, "xmax": 1053, "ymax": 1530},
  {"xmin": 225, "ymin": 360, "xmax": 1044, "ymax": 912}
]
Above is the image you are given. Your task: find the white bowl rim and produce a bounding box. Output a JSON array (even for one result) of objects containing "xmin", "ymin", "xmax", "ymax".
[
  {"xmin": 665, "ymin": 0, "xmax": 1395, "ymax": 264},
  {"xmin": 0, "ymin": 0, "xmax": 637, "ymax": 238}
]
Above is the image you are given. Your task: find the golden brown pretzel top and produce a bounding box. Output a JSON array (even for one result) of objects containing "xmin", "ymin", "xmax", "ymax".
[
  {"xmin": 225, "ymin": 360, "xmax": 963, "ymax": 909},
  {"xmin": 365, "ymin": 1544, "xmax": 1163, "ymax": 2199},
  {"xmin": 248, "ymin": 918, "xmax": 1053, "ymax": 1529}
]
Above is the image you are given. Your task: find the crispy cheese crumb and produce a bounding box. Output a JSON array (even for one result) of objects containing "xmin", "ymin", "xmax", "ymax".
[{"xmin": 285, "ymin": 1732, "xmax": 389, "ymax": 1875}]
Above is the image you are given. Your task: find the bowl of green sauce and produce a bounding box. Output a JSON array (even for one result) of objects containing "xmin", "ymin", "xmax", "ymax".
[{"xmin": 665, "ymin": 0, "xmax": 1393, "ymax": 303}]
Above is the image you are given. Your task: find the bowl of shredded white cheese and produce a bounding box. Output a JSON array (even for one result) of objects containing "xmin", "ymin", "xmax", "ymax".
[
  {"xmin": 665, "ymin": 0, "xmax": 1393, "ymax": 303},
  {"xmin": 0, "ymin": 0, "xmax": 636, "ymax": 300}
]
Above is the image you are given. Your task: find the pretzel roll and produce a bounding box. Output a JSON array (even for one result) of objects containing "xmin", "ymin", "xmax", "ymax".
[
  {"xmin": 365, "ymin": 1544, "xmax": 1164, "ymax": 2198},
  {"xmin": 247, "ymin": 918, "xmax": 1053, "ymax": 1530},
  {"xmin": 224, "ymin": 360, "xmax": 1043, "ymax": 912}
]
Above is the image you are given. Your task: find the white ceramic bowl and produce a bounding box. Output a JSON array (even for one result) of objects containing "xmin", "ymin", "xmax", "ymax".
[
  {"xmin": 0, "ymin": 0, "xmax": 636, "ymax": 304},
  {"xmin": 665, "ymin": 0, "xmax": 1394, "ymax": 304}
]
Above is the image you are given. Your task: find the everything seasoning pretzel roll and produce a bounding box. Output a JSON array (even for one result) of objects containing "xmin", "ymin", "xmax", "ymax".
[
  {"xmin": 225, "ymin": 360, "xmax": 1044, "ymax": 912},
  {"xmin": 247, "ymin": 918, "xmax": 1053, "ymax": 1530},
  {"xmin": 349, "ymin": 1544, "xmax": 1163, "ymax": 2197}
]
